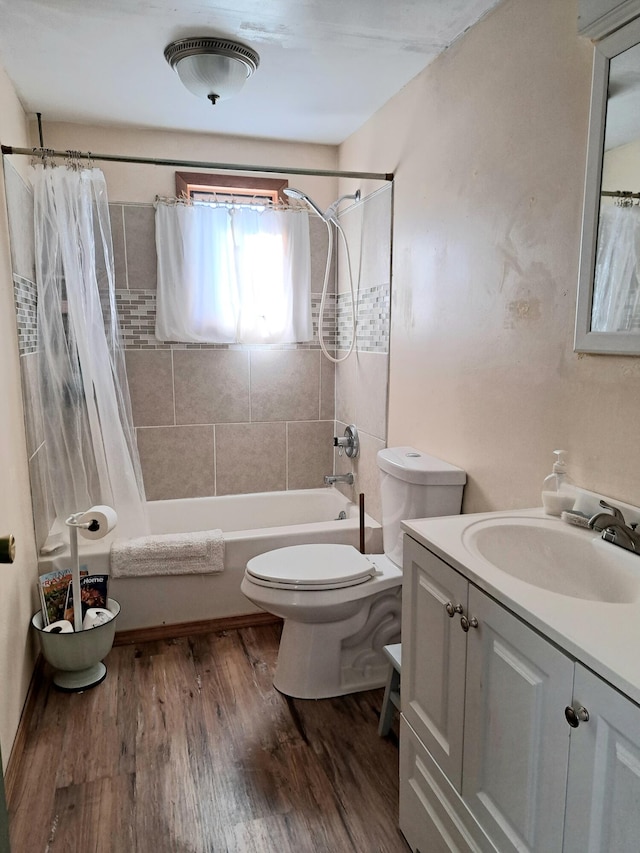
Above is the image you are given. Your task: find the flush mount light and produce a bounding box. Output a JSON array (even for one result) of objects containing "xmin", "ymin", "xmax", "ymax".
[{"xmin": 164, "ymin": 37, "xmax": 260, "ymax": 105}]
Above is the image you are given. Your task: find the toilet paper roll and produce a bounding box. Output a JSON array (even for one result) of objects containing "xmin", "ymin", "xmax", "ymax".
[
  {"xmin": 77, "ymin": 505, "xmax": 118, "ymax": 541},
  {"xmin": 43, "ymin": 619, "xmax": 74, "ymax": 634},
  {"xmin": 82, "ymin": 608, "xmax": 114, "ymax": 630}
]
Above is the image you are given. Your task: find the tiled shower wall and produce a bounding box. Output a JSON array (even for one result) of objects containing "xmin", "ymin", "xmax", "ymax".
[
  {"xmin": 334, "ymin": 185, "xmax": 392, "ymax": 524},
  {"xmin": 6, "ymin": 164, "xmax": 391, "ymax": 536},
  {"xmin": 112, "ymin": 204, "xmax": 338, "ymax": 499}
]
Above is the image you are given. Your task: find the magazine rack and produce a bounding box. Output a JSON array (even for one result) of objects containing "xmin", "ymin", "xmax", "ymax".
[{"xmin": 31, "ymin": 599, "xmax": 120, "ymax": 691}]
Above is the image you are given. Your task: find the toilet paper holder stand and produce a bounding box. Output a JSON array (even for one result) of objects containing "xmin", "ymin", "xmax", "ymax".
[
  {"xmin": 30, "ymin": 506, "xmax": 120, "ymax": 691},
  {"xmin": 65, "ymin": 506, "xmax": 117, "ymax": 632}
]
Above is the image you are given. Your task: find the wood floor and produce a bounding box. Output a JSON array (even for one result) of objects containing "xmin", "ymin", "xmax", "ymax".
[{"xmin": 8, "ymin": 623, "xmax": 410, "ymax": 853}]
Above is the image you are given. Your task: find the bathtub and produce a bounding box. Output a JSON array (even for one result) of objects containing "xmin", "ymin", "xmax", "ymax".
[{"xmin": 37, "ymin": 488, "xmax": 382, "ymax": 632}]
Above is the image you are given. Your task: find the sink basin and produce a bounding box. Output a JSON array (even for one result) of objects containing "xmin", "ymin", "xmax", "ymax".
[{"xmin": 462, "ymin": 517, "xmax": 640, "ymax": 603}]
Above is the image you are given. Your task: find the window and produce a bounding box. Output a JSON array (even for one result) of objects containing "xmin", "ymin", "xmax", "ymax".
[{"xmin": 155, "ymin": 173, "xmax": 312, "ymax": 345}]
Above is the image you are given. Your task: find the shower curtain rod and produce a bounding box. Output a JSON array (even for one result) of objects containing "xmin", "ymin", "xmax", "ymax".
[
  {"xmin": 601, "ymin": 189, "xmax": 640, "ymax": 199},
  {"xmin": 0, "ymin": 144, "xmax": 394, "ymax": 183}
]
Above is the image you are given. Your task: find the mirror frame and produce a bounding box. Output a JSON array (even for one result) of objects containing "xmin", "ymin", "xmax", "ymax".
[{"xmin": 575, "ymin": 15, "xmax": 640, "ymax": 355}]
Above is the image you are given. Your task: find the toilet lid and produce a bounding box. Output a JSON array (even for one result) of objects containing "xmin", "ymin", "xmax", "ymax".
[{"xmin": 246, "ymin": 544, "xmax": 375, "ymax": 589}]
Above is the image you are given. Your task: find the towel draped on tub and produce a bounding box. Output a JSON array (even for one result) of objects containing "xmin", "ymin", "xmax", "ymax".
[{"xmin": 110, "ymin": 529, "xmax": 225, "ymax": 578}]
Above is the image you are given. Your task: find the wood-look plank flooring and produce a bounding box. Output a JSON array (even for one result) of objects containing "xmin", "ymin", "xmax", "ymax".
[{"xmin": 8, "ymin": 623, "xmax": 409, "ymax": 853}]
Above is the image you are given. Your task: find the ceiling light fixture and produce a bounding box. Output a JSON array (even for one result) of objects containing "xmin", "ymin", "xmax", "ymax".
[{"xmin": 164, "ymin": 37, "xmax": 260, "ymax": 106}]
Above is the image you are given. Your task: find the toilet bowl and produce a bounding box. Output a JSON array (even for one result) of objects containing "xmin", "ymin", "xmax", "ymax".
[
  {"xmin": 241, "ymin": 545, "xmax": 402, "ymax": 698},
  {"xmin": 241, "ymin": 446, "xmax": 466, "ymax": 699}
]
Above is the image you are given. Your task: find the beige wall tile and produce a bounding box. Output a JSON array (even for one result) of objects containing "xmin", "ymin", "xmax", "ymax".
[
  {"xmin": 109, "ymin": 203, "xmax": 127, "ymax": 290},
  {"xmin": 20, "ymin": 351, "xmax": 43, "ymax": 457},
  {"xmin": 287, "ymin": 420, "xmax": 334, "ymax": 489},
  {"xmin": 320, "ymin": 354, "xmax": 336, "ymax": 421},
  {"xmin": 4, "ymin": 161, "xmax": 34, "ymax": 281},
  {"xmin": 333, "ymin": 421, "xmax": 384, "ymax": 523},
  {"xmin": 353, "ymin": 431, "xmax": 385, "ymax": 524},
  {"xmin": 29, "ymin": 446, "xmax": 53, "ymax": 549},
  {"xmin": 136, "ymin": 425, "xmax": 214, "ymax": 500},
  {"xmin": 310, "ymin": 215, "xmax": 335, "ymax": 294},
  {"xmin": 250, "ymin": 350, "xmax": 320, "ymax": 422},
  {"xmin": 216, "ymin": 422, "xmax": 286, "ymax": 495},
  {"xmin": 125, "ymin": 349, "xmax": 174, "ymax": 427},
  {"xmin": 355, "ymin": 351, "xmax": 388, "ymax": 441},
  {"xmin": 124, "ymin": 204, "xmax": 156, "ymax": 290},
  {"xmin": 174, "ymin": 349, "xmax": 250, "ymax": 425},
  {"xmin": 335, "ymin": 350, "xmax": 357, "ymax": 425}
]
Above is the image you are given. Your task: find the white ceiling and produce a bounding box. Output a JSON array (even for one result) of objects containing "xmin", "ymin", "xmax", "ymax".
[{"xmin": 0, "ymin": 0, "xmax": 501, "ymax": 146}]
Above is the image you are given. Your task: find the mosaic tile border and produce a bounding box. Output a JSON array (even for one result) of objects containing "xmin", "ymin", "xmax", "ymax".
[
  {"xmin": 116, "ymin": 289, "xmax": 338, "ymax": 351},
  {"xmin": 337, "ymin": 283, "xmax": 390, "ymax": 353},
  {"xmin": 13, "ymin": 275, "xmax": 38, "ymax": 355}
]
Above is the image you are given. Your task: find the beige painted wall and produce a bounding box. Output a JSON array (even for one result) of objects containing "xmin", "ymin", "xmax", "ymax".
[
  {"xmin": 0, "ymin": 66, "xmax": 39, "ymax": 770},
  {"xmin": 339, "ymin": 0, "xmax": 640, "ymax": 512},
  {"xmin": 37, "ymin": 122, "xmax": 340, "ymax": 208}
]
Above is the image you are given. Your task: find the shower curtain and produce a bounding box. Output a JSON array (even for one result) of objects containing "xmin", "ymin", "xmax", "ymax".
[
  {"xmin": 33, "ymin": 164, "xmax": 148, "ymax": 539},
  {"xmin": 591, "ymin": 203, "xmax": 640, "ymax": 332}
]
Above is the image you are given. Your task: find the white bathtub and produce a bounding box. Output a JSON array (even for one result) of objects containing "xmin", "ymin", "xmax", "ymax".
[{"xmin": 38, "ymin": 488, "xmax": 382, "ymax": 632}]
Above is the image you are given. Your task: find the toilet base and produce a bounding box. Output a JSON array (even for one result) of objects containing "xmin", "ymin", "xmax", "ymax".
[{"xmin": 273, "ymin": 587, "xmax": 401, "ymax": 699}]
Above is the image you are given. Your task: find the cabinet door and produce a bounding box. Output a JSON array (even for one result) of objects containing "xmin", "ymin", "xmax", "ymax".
[
  {"xmin": 402, "ymin": 536, "xmax": 468, "ymax": 790},
  {"xmin": 462, "ymin": 586, "xmax": 574, "ymax": 853},
  {"xmin": 564, "ymin": 664, "xmax": 640, "ymax": 853}
]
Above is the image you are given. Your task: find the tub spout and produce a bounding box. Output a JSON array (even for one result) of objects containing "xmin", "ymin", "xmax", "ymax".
[{"xmin": 324, "ymin": 473, "xmax": 354, "ymax": 486}]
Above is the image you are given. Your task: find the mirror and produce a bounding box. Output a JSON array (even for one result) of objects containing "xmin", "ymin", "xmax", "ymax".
[{"xmin": 575, "ymin": 16, "xmax": 640, "ymax": 354}]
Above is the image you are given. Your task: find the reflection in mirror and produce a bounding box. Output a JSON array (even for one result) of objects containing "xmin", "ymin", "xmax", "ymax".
[
  {"xmin": 575, "ymin": 16, "xmax": 640, "ymax": 354},
  {"xmin": 592, "ymin": 42, "xmax": 640, "ymax": 333}
]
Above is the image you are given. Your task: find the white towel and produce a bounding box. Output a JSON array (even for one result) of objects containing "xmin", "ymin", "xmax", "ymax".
[{"xmin": 110, "ymin": 529, "xmax": 225, "ymax": 578}]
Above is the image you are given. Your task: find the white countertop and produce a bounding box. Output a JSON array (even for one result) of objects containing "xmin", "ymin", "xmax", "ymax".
[{"xmin": 402, "ymin": 507, "xmax": 640, "ymax": 706}]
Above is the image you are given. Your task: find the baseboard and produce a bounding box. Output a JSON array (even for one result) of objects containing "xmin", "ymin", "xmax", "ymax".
[
  {"xmin": 113, "ymin": 612, "xmax": 282, "ymax": 645},
  {"xmin": 5, "ymin": 654, "xmax": 45, "ymax": 804}
]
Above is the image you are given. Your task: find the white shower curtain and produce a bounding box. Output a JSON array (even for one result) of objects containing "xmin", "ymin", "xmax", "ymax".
[
  {"xmin": 591, "ymin": 204, "xmax": 640, "ymax": 332},
  {"xmin": 33, "ymin": 164, "xmax": 148, "ymax": 538},
  {"xmin": 155, "ymin": 200, "xmax": 312, "ymax": 344}
]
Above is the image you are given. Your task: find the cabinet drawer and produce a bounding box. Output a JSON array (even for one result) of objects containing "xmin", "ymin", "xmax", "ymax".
[{"xmin": 400, "ymin": 716, "xmax": 497, "ymax": 853}]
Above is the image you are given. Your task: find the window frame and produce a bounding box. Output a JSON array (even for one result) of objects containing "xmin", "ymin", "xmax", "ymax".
[{"xmin": 175, "ymin": 171, "xmax": 288, "ymax": 206}]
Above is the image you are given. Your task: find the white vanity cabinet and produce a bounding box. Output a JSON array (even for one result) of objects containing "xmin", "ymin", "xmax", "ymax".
[
  {"xmin": 400, "ymin": 533, "xmax": 640, "ymax": 853},
  {"xmin": 401, "ymin": 535, "xmax": 573, "ymax": 853},
  {"xmin": 563, "ymin": 664, "xmax": 640, "ymax": 851}
]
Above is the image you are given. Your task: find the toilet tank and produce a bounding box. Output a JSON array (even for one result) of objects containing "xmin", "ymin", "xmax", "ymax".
[{"xmin": 377, "ymin": 447, "xmax": 466, "ymax": 567}]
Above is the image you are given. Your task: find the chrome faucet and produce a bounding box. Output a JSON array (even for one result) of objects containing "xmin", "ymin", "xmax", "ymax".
[
  {"xmin": 588, "ymin": 500, "xmax": 640, "ymax": 554},
  {"xmin": 324, "ymin": 473, "xmax": 354, "ymax": 486}
]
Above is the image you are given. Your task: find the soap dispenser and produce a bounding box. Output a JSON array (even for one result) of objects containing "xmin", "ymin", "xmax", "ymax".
[{"xmin": 541, "ymin": 450, "xmax": 575, "ymax": 516}]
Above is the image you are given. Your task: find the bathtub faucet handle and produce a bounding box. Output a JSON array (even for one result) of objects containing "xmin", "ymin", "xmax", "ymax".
[{"xmin": 333, "ymin": 425, "xmax": 359, "ymax": 459}]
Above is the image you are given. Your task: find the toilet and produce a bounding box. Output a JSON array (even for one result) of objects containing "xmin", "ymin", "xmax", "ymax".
[{"xmin": 240, "ymin": 446, "xmax": 466, "ymax": 699}]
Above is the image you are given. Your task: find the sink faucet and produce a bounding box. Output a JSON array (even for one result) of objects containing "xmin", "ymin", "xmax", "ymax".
[
  {"xmin": 324, "ymin": 473, "xmax": 354, "ymax": 486},
  {"xmin": 588, "ymin": 500, "xmax": 640, "ymax": 554}
]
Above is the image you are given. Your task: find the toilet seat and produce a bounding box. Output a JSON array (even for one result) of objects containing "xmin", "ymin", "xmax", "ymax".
[{"xmin": 246, "ymin": 543, "xmax": 376, "ymax": 591}]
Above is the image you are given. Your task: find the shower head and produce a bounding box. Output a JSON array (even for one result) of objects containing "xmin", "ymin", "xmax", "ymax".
[
  {"xmin": 324, "ymin": 190, "xmax": 361, "ymax": 222},
  {"xmin": 283, "ymin": 187, "xmax": 325, "ymax": 219},
  {"xmin": 284, "ymin": 187, "xmax": 361, "ymax": 222}
]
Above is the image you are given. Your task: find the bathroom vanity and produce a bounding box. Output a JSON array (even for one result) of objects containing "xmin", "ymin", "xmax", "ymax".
[{"xmin": 399, "ymin": 504, "xmax": 640, "ymax": 853}]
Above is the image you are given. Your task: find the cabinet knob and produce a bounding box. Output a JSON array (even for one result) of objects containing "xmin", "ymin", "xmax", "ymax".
[
  {"xmin": 460, "ymin": 615, "xmax": 478, "ymax": 632},
  {"xmin": 445, "ymin": 601, "xmax": 463, "ymax": 618},
  {"xmin": 565, "ymin": 705, "xmax": 589, "ymax": 728}
]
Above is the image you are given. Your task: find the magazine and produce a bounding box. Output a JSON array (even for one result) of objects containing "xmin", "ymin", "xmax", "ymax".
[
  {"xmin": 38, "ymin": 565, "xmax": 89, "ymax": 626},
  {"xmin": 64, "ymin": 573, "xmax": 109, "ymax": 625}
]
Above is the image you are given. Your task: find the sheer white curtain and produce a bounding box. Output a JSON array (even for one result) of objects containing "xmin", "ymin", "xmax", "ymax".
[
  {"xmin": 592, "ymin": 204, "xmax": 640, "ymax": 331},
  {"xmin": 33, "ymin": 164, "xmax": 148, "ymax": 538},
  {"xmin": 155, "ymin": 201, "xmax": 312, "ymax": 344}
]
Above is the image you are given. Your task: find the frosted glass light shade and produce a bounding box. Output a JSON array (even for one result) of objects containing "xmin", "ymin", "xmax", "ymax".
[{"xmin": 165, "ymin": 38, "xmax": 260, "ymax": 105}]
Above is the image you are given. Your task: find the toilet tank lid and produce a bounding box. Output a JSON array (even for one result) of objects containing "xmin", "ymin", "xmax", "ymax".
[{"xmin": 377, "ymin": 447, "xmax": 467, "ymax": 485}]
